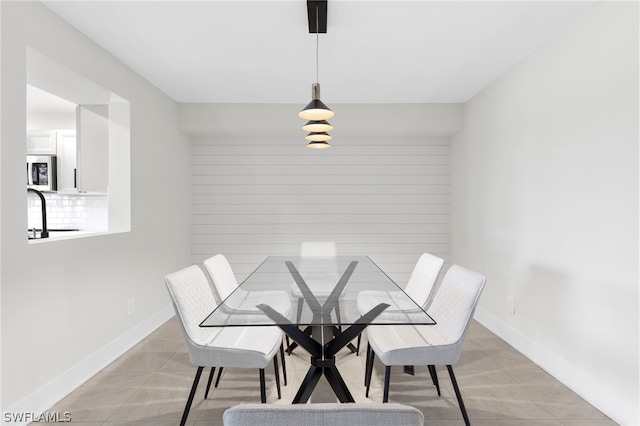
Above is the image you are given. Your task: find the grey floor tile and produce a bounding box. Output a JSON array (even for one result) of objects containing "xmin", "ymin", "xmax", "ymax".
[
  {"xmin": 105, "ymin": 422, "xmax": 187, "ymax": 426},
  {"xmin": 49, "ymin": 384, "xmax": 138, "ymax": 423},
  {"xmin": 147, "ymin": 317, "xmax": 184, "ymax": 341},
  {"xmin": 473, "ymin": 421, "xmax": 565, "ymax": 426},
  {"xmin": 522, "ymin": 382, "xmax": 613, "ymax": 421},
  {"xmin": 59, "ymin": 423, "xmax": 104, "ymax": 426},
  {"xmin": 561, "ymin": 420, "xmax": 620, "ymax": 426},
  {"xmin": 104, "ymin": 339, "xmax": 184, "ymax": 373},
  {"xmin": 30, "ymin": 319, "xmax": 617, "ymax": 426},
  {"xmin": 503, "ymin": 364, "xmax": 560, "ymax": 386}
]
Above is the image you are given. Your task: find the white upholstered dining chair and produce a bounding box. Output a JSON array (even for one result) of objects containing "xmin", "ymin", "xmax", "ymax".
[
  {"xmin": 292, "ymin": 241, "xmax": 340, "ymax": 331},
  {"xmin": 295, "ymin": 241, "xmax": 340, "ymax": 318},
  {"xmin": 365, "ymin": 264, "xmax": 486, "ymax": 426},
  {"xmin": 165, "ymin": 265, "xmax": 284, "ymax": 426},
  {"xmin": 204, "ymin": 253, "xmax": 292, "ymax": 315},
  {"xmin": 356, "ymin": 252, "xmax": 444, "ymax": 353},
  {"xmin": 223, "ymin": 402, "xmax": 424, "ymax": 426},
  {"xmin": 203, "ymin": 253, "xmax": 290, "ymax": 388},
  {"xmin": 203, "ymin": 253, "xmax": 239, "ymax": 301},
  {"xmin": 402, "ymin": 252, "xmax": 445, "ymax": 307}
]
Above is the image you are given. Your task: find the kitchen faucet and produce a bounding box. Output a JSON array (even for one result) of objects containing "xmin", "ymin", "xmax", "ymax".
[{"xmin": 27, "ymin": 188, "xmax": 49, "ymax": 238}]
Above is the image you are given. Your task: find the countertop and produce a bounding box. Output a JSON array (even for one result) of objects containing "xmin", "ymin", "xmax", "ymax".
[{"xmin": 28, "ymin": 230, "xmax": 107, "ymax": 243}]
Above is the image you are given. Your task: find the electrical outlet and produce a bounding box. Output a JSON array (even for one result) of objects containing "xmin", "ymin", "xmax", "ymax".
[
  {"xmin": 507, "ymin": 296, "xmax": 515, "ymax": 314},
  {"xmin": 127, "ymin": 297, "xmax": 135, "ymax": 316}
]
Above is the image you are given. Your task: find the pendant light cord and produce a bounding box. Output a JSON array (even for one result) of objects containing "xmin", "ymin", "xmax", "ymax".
[{"xmin": 316, "ymin": 4, "xmax": 319, "ymax": 84}]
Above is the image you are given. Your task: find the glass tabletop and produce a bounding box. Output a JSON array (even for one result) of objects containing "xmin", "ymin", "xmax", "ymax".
[{"xmin": 201, "ymin": 255, "xmax": 436, "ymax": 328}]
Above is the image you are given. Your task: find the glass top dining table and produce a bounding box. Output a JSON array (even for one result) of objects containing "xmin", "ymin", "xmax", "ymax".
[
  {"xmin": 199, "ymin": 255, "xmax": 436, "ymax": 404},
  {"xmin": 200, "ymin": 255, "xmax": 436, "ymax": 328}
]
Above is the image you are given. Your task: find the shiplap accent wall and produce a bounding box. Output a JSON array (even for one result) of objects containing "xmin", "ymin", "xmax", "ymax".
[
  {"xmin": 181, "ymin": 103, "xmax": 463, "ymax": 284},
  {"xmin": 191, "ymin": 134, "xmax": 451, "ymax": 284}
]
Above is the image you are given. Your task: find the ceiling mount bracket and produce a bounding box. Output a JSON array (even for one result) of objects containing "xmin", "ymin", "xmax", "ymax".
[{"xmin": 307, "ymin": 0, "xmax": 327, "ymax": 34}]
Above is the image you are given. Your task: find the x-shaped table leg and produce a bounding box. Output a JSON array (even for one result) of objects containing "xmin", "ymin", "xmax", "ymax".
[{"xmin": 257, "ymin": 303, "xmax": 389, "ymax": 403}]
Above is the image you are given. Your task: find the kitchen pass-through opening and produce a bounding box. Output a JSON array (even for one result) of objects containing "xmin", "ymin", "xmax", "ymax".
[{"xmin": 26, "ymin": 47, "xmax": 131, "ymax": 241}]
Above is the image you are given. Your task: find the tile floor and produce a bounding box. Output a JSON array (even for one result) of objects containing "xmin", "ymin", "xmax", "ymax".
[{"xmin": 45, "ymin": 319, "xmax": 617, "ymax": 425}]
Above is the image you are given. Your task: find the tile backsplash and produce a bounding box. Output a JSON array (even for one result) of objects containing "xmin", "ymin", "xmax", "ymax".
[{"xmin": 27, "ymin": 192, "xmax": 108, "ymax": 231}]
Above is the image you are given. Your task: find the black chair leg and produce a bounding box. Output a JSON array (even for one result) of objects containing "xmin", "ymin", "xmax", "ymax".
[
  {"xmin": 259, "ymin": 368, "xmax": 266, "ymax": 403},
  {"xmin": 382, "ymin": 365, "xmax": 391, "ymax": 403},
  {"xmin": 428, "ymin": 364, "xmax": 441, "ymax": 396},
  {"xmin": 356, "ymin": 333, "xmax": 361, "ymax": 355},
  {"xmin": 273, "ymin": 356, "xmax": 281, "ymax": 399},
  {"xmin": 279, "ymin": 342, "xmax": 288, "ymax": 386},
  {"xmin": 204, "ymin": 367, "xmax": 216, "ymax": 399},
  {"xmin": 214, "ymin": 366, "xmax": 223, "ymax": 387},
  {"xmin": 365, "ymin": 344, "xmax": 375, "ymax": 397},
  {"xmin": 447, "ymin": 365, "xmax": 470, "ymax": 426},
  {"xmin": 364, "ymin": 342, "xmax": 371, "ymax": 385},
  {"xmin": 180, "ymin": 366, "xmax": 203, "ymax": 426}
]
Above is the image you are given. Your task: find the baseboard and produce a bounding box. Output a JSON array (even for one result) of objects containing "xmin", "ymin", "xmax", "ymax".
[
  {"xmin": 474, "ymin": 307, "xmax": 638, "ymax": 426},
  {"xmin": 2, "ymin": 305, "xmax": 175, "ymax": 426}
]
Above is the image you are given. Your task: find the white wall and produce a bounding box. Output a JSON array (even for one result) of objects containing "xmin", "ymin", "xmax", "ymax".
[
  {"xmin": 451, "ymin": 2, "xmax": 638, "ymax": 425},
  {"xmin": 1, "ymin": 1, "xmax": 191, "ymax": 414},
  {"xmin": 181, "ymin": 103, "xmax": 463, "ymax": 283},
  {"xmin": 27, "ymin": 112, "xmax": 75, "ymax": 130}
]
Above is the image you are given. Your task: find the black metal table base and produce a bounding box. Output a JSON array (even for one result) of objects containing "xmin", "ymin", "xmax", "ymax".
[
  {"xmin": 257, "ymin": 304, "xmax": 389, "ymax": 403},
  {"xmin": 293, "ymin": 347, "xmax": 354, "ymax": 403},
  {"xmin": 286, "ymin": 325, "xmax": 357, "ymax": 355},
  {"xmin": 257, "ymin": 260, "xmax": 389, "ymax": 403}
]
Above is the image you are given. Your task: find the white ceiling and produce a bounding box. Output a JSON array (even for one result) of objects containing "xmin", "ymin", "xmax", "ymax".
[{"xmin": 42, "ymin": 1, "xmax": 597, "ymax": 104}]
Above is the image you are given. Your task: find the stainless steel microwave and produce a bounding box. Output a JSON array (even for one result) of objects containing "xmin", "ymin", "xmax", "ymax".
[{"xmin": 27, "ymin": 155, "xmax": 57, "ymax": 192}]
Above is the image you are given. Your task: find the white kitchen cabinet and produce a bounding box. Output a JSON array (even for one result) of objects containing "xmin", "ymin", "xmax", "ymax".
[
  {"xmin": 56, "ymin": 130, "xmax": 77, "ymax": 192},
  {"xmin": 27, "ymin": 130, "xmax": 56, "ymax": 154},
  {"xmin": 76, "ymin": 105, "xmax": 108, "ymax": 194}
]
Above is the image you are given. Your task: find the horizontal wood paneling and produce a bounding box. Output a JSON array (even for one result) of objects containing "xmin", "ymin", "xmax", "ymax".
[
  {"xmin": 192, "ymin": 194, "xmax": 450, "ymax": 205},
  {"xmin": 191, "ymin": 223, "xmax": 450, "ymax": 234},
  {"xmin": 191, "ymin": 134, "xmax": 451, "ymax": 147},
  {"xmin": 193, "ymin": 185, "xmax": 450, "ymax": 196},
  {"xmin": 190, "ymin": 233, "xmax": 451, "ymax": 245},
  {"xmin": 192, "ymin": 203, "xmax": 449, "ymax": 215},
  {"xmin": 193, "ymin": 174, "xmax": 450, "ymax": 185},
  {"xmin": 192, "ymin": 165, "xmax": 451, "ymax": 176},
  {"xmin": 191, "ymin": 214, "xmax": 449, "ymax": 225},
  {"xmin": 191, "ymin": 135, "xmax": 451, "ymax": 283},
  {"xmin": 192, "ymin": 144, "xmax": 451, "ymax": 157}
]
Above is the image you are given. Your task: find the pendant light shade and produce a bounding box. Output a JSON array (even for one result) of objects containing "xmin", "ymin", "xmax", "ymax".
[
  {"xmin": 302, "ymin": 119, "xmax": 333, "ymax": 132},
  {"xmin": 298, "ymin": 100, "xmax": 334, "ymax": 120},
  {"xmin": 307, "ymin": 140, "xmax": 331, "ymax": 149},
  {"xmin": 299, "ymin": 83, "xmax": 334, "ymax": 121},
  {"xmin": 305, "ymin": 131, "xmax": 332, "ymax": 142}
]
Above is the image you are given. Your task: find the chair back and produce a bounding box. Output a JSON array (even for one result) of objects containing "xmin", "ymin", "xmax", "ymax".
[
  {"xmin": 403, "ymin": 252, "xmax": 444, "ymax": 307},
  {"xmin": 300, "ymin": 241, "xmax": 336, "ymax": 257},
  {"xmin": 204, "ymin": 254, "xmax": 239, "ymax": 301},
  {"xmin": 165, "ymin": 265, "xmax": 219, "ymax": 347},
  {"xmin": 430, "ymin": 265, "xmax": 485, "ymax": 346},
  {"xmin": 223, "ymin": 403, "xmax": 424, "ymax": 426},
  {"xmin": 299, "ymin": 241, "xmax": 339, "ymax": 282}
]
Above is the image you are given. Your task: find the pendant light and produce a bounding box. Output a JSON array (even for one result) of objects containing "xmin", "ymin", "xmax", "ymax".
[
  {"xmin": 307, "ymin": 141, "xmax": 331, "ymax": 149},
  {"xmin": 300, "ymin": 1, "xmax": 333, "ymax": 148},
  {"xmin": 305, "ymin": 132, "xmax": 332, "ymax": 142},
  {"xmin": 302, "ymin": 119, "xmax": 333, "ymax": 132}
]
